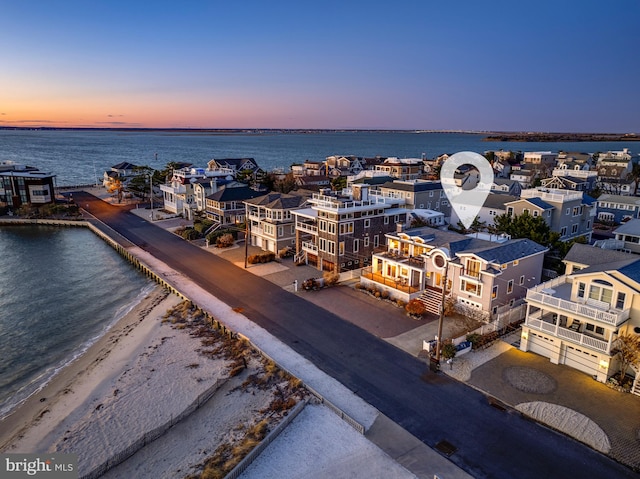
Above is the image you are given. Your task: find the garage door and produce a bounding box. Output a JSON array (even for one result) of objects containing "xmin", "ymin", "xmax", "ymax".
[
  {"xmin": 527, "ymin": 332, "xmax": 555, "ymax": 360},
  {"xmin": 563, "ymin": 345, "xmax": 599, "ymax": 376}
]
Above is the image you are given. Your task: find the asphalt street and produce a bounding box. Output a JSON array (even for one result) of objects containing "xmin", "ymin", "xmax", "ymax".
[{"xmin": 74, "ymin": 191, "xmax": 639, "ymax": 479}]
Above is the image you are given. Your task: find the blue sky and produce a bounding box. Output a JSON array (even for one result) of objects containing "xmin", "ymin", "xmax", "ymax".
[{"xmin": 1, "ymin": 1, "xmax": 638, "ymax": 131}]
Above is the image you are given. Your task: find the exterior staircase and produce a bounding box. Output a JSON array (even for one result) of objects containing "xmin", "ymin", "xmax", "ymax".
[
  {"xmin": 632, "ymin": 375, "xmax": 640, "ymax": 397},
  {"xmin": 418, "ymin": 286, "xmax": 443, "ymax": 315}
]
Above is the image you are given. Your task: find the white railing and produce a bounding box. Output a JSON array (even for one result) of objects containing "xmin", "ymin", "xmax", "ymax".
[
  {"xmin": 301, "ymin": 241, "xmax": 318, "ymax": 253},
  {"xmin": 296, "ymin": 222, "xmax": 318, "ymax": 234},
  {"xmin": 526, "ymin": 288, "xmax": 629, "ymax": 327},
  {"xmin": 526, "ymin": 318, "xmax": 611, "ymax": 353}
]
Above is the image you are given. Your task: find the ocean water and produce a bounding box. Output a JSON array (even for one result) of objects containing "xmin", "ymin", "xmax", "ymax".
[
  {"xmin": 0, "ymin": 129, "xmax": 637, "ymax": 419},
  {"xmin": 0, "ymin": 225, "xmax": 153, "ymax": 418},
  {"xmin": 0, "ymin": 129, "xmax": 636, "ymax": 186}
]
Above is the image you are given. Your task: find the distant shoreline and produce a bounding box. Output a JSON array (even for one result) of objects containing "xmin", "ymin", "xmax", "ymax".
[{"xmin": 482, "ymin": 132, "xmax": 640, "ymax": 142}]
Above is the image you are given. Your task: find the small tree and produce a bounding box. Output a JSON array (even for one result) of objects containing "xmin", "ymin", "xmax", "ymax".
[
  {"xmin": 441, "ymin": 342, "xmax": 457, "ymax": 361},
  {"xmin": 405, "ymin": 299, "xmax": 426, "ymax": 317},
  {"xmin": 612, "ymin": 334, "xmax": 640, "ymax": 383}
]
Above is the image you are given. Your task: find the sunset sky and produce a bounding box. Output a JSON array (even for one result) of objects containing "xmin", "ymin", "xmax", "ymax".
[{"xmin": 1, "ymin": 1, "xmax": 639, "ymax": 131}]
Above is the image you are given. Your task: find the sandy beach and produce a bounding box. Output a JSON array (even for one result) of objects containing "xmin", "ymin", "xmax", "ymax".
[{"xmin": 0, "ymin": 286, "xmax": 306, "ymax": 478}]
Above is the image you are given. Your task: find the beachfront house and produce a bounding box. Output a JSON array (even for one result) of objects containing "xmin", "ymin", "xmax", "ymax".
[
  {"xmin": 292, "ymin": 184, "xmax": 408, "ymax": 272},
  {"xmin": 0, "ymin": 161, "xmax": 56, "ymax": 208},
  {"xmin": 360, "ymin": 226, "xmax": 546, "ymax": 323},
  {"xmin": 520, "ymin": 243, "xmax": 640, "ymax": 392},
  {"xmin": 244, "ymin": 191, "xmax": 311, "ymax": 254},
  {"xmin": 595, "ymin": 194, "xmax": 640, "ymax": 224},
  {"xmin": 204, "ymin": 185, "xmax": 264, "ymax": 226}
]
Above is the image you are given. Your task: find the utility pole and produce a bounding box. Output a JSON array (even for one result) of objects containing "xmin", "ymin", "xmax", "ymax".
[
  {"xmin": 149, "ymin": 172, "xmax": 154, "ymax": 220},
  {"xmin": 244, "ymin": 220, "xmax": 250, "ymax": 269},
  {"xmin": 435, "ymin": 260, "xmax": 449, "ymax": 366}
]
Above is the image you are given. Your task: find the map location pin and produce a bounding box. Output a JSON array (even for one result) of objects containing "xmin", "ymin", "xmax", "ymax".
[{"xmin": 440, "ymin": 151, "xmax": 494, "ymax": 230}]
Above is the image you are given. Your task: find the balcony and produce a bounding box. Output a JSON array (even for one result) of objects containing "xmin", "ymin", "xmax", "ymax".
[
  {"xmin": 525, "ymin": 316, "xmax": 612, "ymax": 354},
  {"xmin": 526, "ymin": 276, "xmax": 630, "ymax": 327},
  {"xmin": 375, "ymin": 250, "xmax": 425, "ymax": 268},
  {"xmin": 296, "ymin": 222, "xmax": 318, "ymax": 235},
  {"xmin": 360, "ymin": 267, "xmax": 422, "ymax": 294},
  {"xmin": 301, "ymin": 241, "xmax": 318, "ymax": 254}
]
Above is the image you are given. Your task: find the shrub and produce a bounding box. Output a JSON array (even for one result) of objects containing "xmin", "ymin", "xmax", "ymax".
[
  {"xmin": 466, "ymin": 333, "xmax": 481, "ymax": 347},
  {"xmin": 278, "ymin": 246, "xmax": 294, "ymax": 258},
  {"xmin": 248, "ymin": 251, "xmax": 276, "ymax": 264},
  {"xmin": 395, "ymin": 299, "xmax": 406, "ymax": 308},
  {"xmin": 216, "ymin": 233, "xmax": 235, "ymax": 248},
  {"xmin": 354, "ymin": 282, "xmax": 363, "ymax": 290},
  {"xmin": 181, "ymin": 227, "xmax": 200, "ymax": 240},
  {"xmin": 405, "ymin": 299, "xmax": 426, "ymax": 316},
  {"xmin": 441, "ymin": 342, "xmax": 457, "ymax": 360},
  {"xmin": 380, "ymin": 290, "xmax": 389, "ymax": 300},
  {"xmin": 323, "ymin": 271, "xmax": 340, "ymax": 287},
  {"xmin": 193, "ymin": 220, "xmax": 213, "ymax": 235},
  {"xmin": 302, "ymin": 278, "xmax": 319, "ymax": 290}
]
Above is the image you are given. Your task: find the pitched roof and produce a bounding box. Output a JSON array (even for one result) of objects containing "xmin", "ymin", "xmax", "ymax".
[
  {"xmin": 597, "ymin": 194, "xmax": 640, "ymax": 206},
  {"xmin": 483, "ymin": 194, "xmax": 519, "ymax": 210},
  {"xmin": 564, "ymin": 243, "xmax": 635, "ymax": 266},
  {"xmin": 467, "ymin": 238, "xmax": 547, "ymax": 264},
  {"xmin": 613, "ymin": 219, "xmax": 640, "ymax": 236},
  {"xmin": 244, "ymin": 192, "xmax": 309, "ymax": 209},
  {"xmin": 111, "ymin": 162, "xmax": 139, "ymax": 170},
  {"xmin": 380, "ymin": 180, "xmax": 442, "ymax": 192},
  {"xmin": 523, "ymin": 197, "xmax": 554, "ymax": 210},
  {"xmin": 206, "ymin": 185, "xmax": 264, "ymax": 202}
]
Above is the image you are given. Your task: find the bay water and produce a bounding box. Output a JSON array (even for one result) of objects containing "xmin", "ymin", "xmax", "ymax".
[{"xmin": 0, "ymin": 129, "xmax": 637, "ymax": 419}]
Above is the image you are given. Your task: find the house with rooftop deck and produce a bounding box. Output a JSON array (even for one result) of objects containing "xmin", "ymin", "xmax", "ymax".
[
  {"xmin": 291, "ymin": 184, "xmax": 408, "ymax": 272},
  {"xmin": 520, "ymin": 243, "xmax": 640, "ymax": 392},
  {"xmin": 360, "ymin": 226, "xmax": 546, "ymax": 322},
  {"xmin": 504, "ymin": 188, "xmax": 595, "ymax": 242}
]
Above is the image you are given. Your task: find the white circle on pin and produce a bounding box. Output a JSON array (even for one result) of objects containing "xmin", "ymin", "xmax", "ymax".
[{"xmin": 440, "ymin": 151, "xmax": 494, "ymax": 230}]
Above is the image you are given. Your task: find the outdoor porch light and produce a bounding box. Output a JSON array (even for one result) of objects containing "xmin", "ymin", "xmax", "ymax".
[
  {"xmin": 522, "ymin": 330, "xmax": 528, "ymax": 340},
  {"xmin": 599, "ymin": 359, "xmax": 609, "ymax": 369}
]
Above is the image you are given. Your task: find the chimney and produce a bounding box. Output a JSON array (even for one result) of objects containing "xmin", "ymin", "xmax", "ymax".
[{"xmin": 396, "ymin": 222, "xmax": 403, "ymax": 233}]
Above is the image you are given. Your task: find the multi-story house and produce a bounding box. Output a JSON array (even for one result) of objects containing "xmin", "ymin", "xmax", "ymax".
[
  {"xmin": 451, "ymin": 193, "xmax": 519, "ymax": 229},
  {"xmin": 520, "ymin": 243, "xmax": 640, "ymax": 391},
  {"xmin": 102, "ymin": 161, "xmax": 142, "ymax": 189},
  {"xmin": 0, "ymin": 161, "xmax": 56, "ymax": 208},
  {"xmin": 360, "ymin": 226, "xmax": 546, "ymax": 321},
  {"xmin": 612, "ymin": 220, "xmax": 640, "ymax": 254},
  {"xmin": 510, "ymin": 166, "xmax": 537, "ymax": 188},
  {"xmin": 540, "ymin": 175, "xmax": 595, "ymax": 192},
  {"xmin": 204, "ymin": 185, "xmax": 264, "ymax": 226},
  {"xmin": 505, "ymin": 188, "xmax": 595, "ymax": 242},
  {"xmin": 374, "ymin": 158, "xmax": 424, "ymax": 181},
  {"xmin": 490, "ymin": 179, "xmax": 521, "ymax": 196},
  {"xmin": 523, "ymin": 151, "xmax": 557, "ymax": 169},
  {"xmin": 160, "ymin": 166, "xmax": 235, "ymax": 218},
  {"xmin": 595, "ymin": 194, "xmax": 640, "ymax": 224},
  {"xmin": 207, "ymin": 158, "xmax": 261, "ymax": 176},
  {"xmin": 292, "ymin": 184, "xmax": 408, "ymax": 272},
  {"xmin": 596, "ymin": 149, "xmax": 634, "ymax": 195},
  {"xmin": 244, "ymin": 191, "xmax": 311, "ymax": 254},
  {"xmin": 378, "ymin": 179, "xmax": 452, "ymax": 220}
]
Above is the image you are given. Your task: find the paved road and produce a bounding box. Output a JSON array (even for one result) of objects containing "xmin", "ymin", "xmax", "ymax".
[{"xmin": 76, "ymin": 192, "xmax": 639, "ymax": 479}]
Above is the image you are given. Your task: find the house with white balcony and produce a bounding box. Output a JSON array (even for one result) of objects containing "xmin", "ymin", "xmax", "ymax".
[
  {"xmin": 520, "ymin": 243, "xmax": 640, "ymax": 391},
  {"xmin": 160, "ymin": 166, "xmax": 235, "ymax": 218},
  {"xmin": 244, "ymin": 191, "xmax": 311, "ymax": 254},
  {"xmin": 292, "ymin": 184, "xmax": 408, "ymax": 272},
  {"xmin": 360, "ymin": 226, "xmax": 546, "ymax": 322}
]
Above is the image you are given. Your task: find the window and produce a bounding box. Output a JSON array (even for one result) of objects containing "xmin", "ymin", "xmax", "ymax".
[
  {"xmin": 364, "ymin": 237, "xmax": 369, "ymax": 247},
  {"xmin": 560, "ymin": 226, "xmax": 567, "ymax": 237},
  {"xmin": 507, "ymin": 207, "xmax": 514, "ymax": 216},
  {"xmin": 461, "ymin": 279, "xmax": 482, "ymax": 296},
  {"xmin": 507, "ymin": 279, "xmax": 514, "ymax": 294},
  {"xmin": 616, "ymin": 292, "xmax": 626, "ymax": 309},
  {"xmin": 353, "ymin": 239, "xmax": 359, "ymax": 253},
  {"xmin": 492, "ymin": 285, "xmax": 498, "ymax": 299},
  {"xmin": 465, "ymin": 259, "xmax": 481, "ymax": 278},
  {"xmin": 589, "ymin": 284, "xmax": 613, "ymax": 305},
  {"xmin": 577, "ymin": 282, "xmax": 585, "ymax": 298},
  {"xmin": 339, "ymin": 222, "xmax": 354, "ymax": 234},
  {"xmin": 384, "ymin": 216, "xmax": 389, "ymax": 224},
  {"xmin": 519, "ymin": 275, "xmax": 525, "ymax": 285},
  {"xmin": 364, "ymin": 219, "xmax": 370, "ymax": 228},
  {"xmin": 566, "ymin": 208, "xmax": 570, "ymax": 215},
  {"xmin": 339, "ymin": 241, "xmax": 345, "ymax": 256},
  {"xmin": 429, "ymin": 191, "xmax": 434, "ymax": 197},
  {"xmin": 533, "ymin": 210, "xmax": 539, "ymax": 217},
  {"xmin": 585, "ymin": 323, "xmax": 605, "ymax": 336}
]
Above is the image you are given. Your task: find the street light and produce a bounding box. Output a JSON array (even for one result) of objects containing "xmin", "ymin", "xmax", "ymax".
[{"xmin": 148, "ymin": 171, "xmax": 154, "ymax": 221}]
